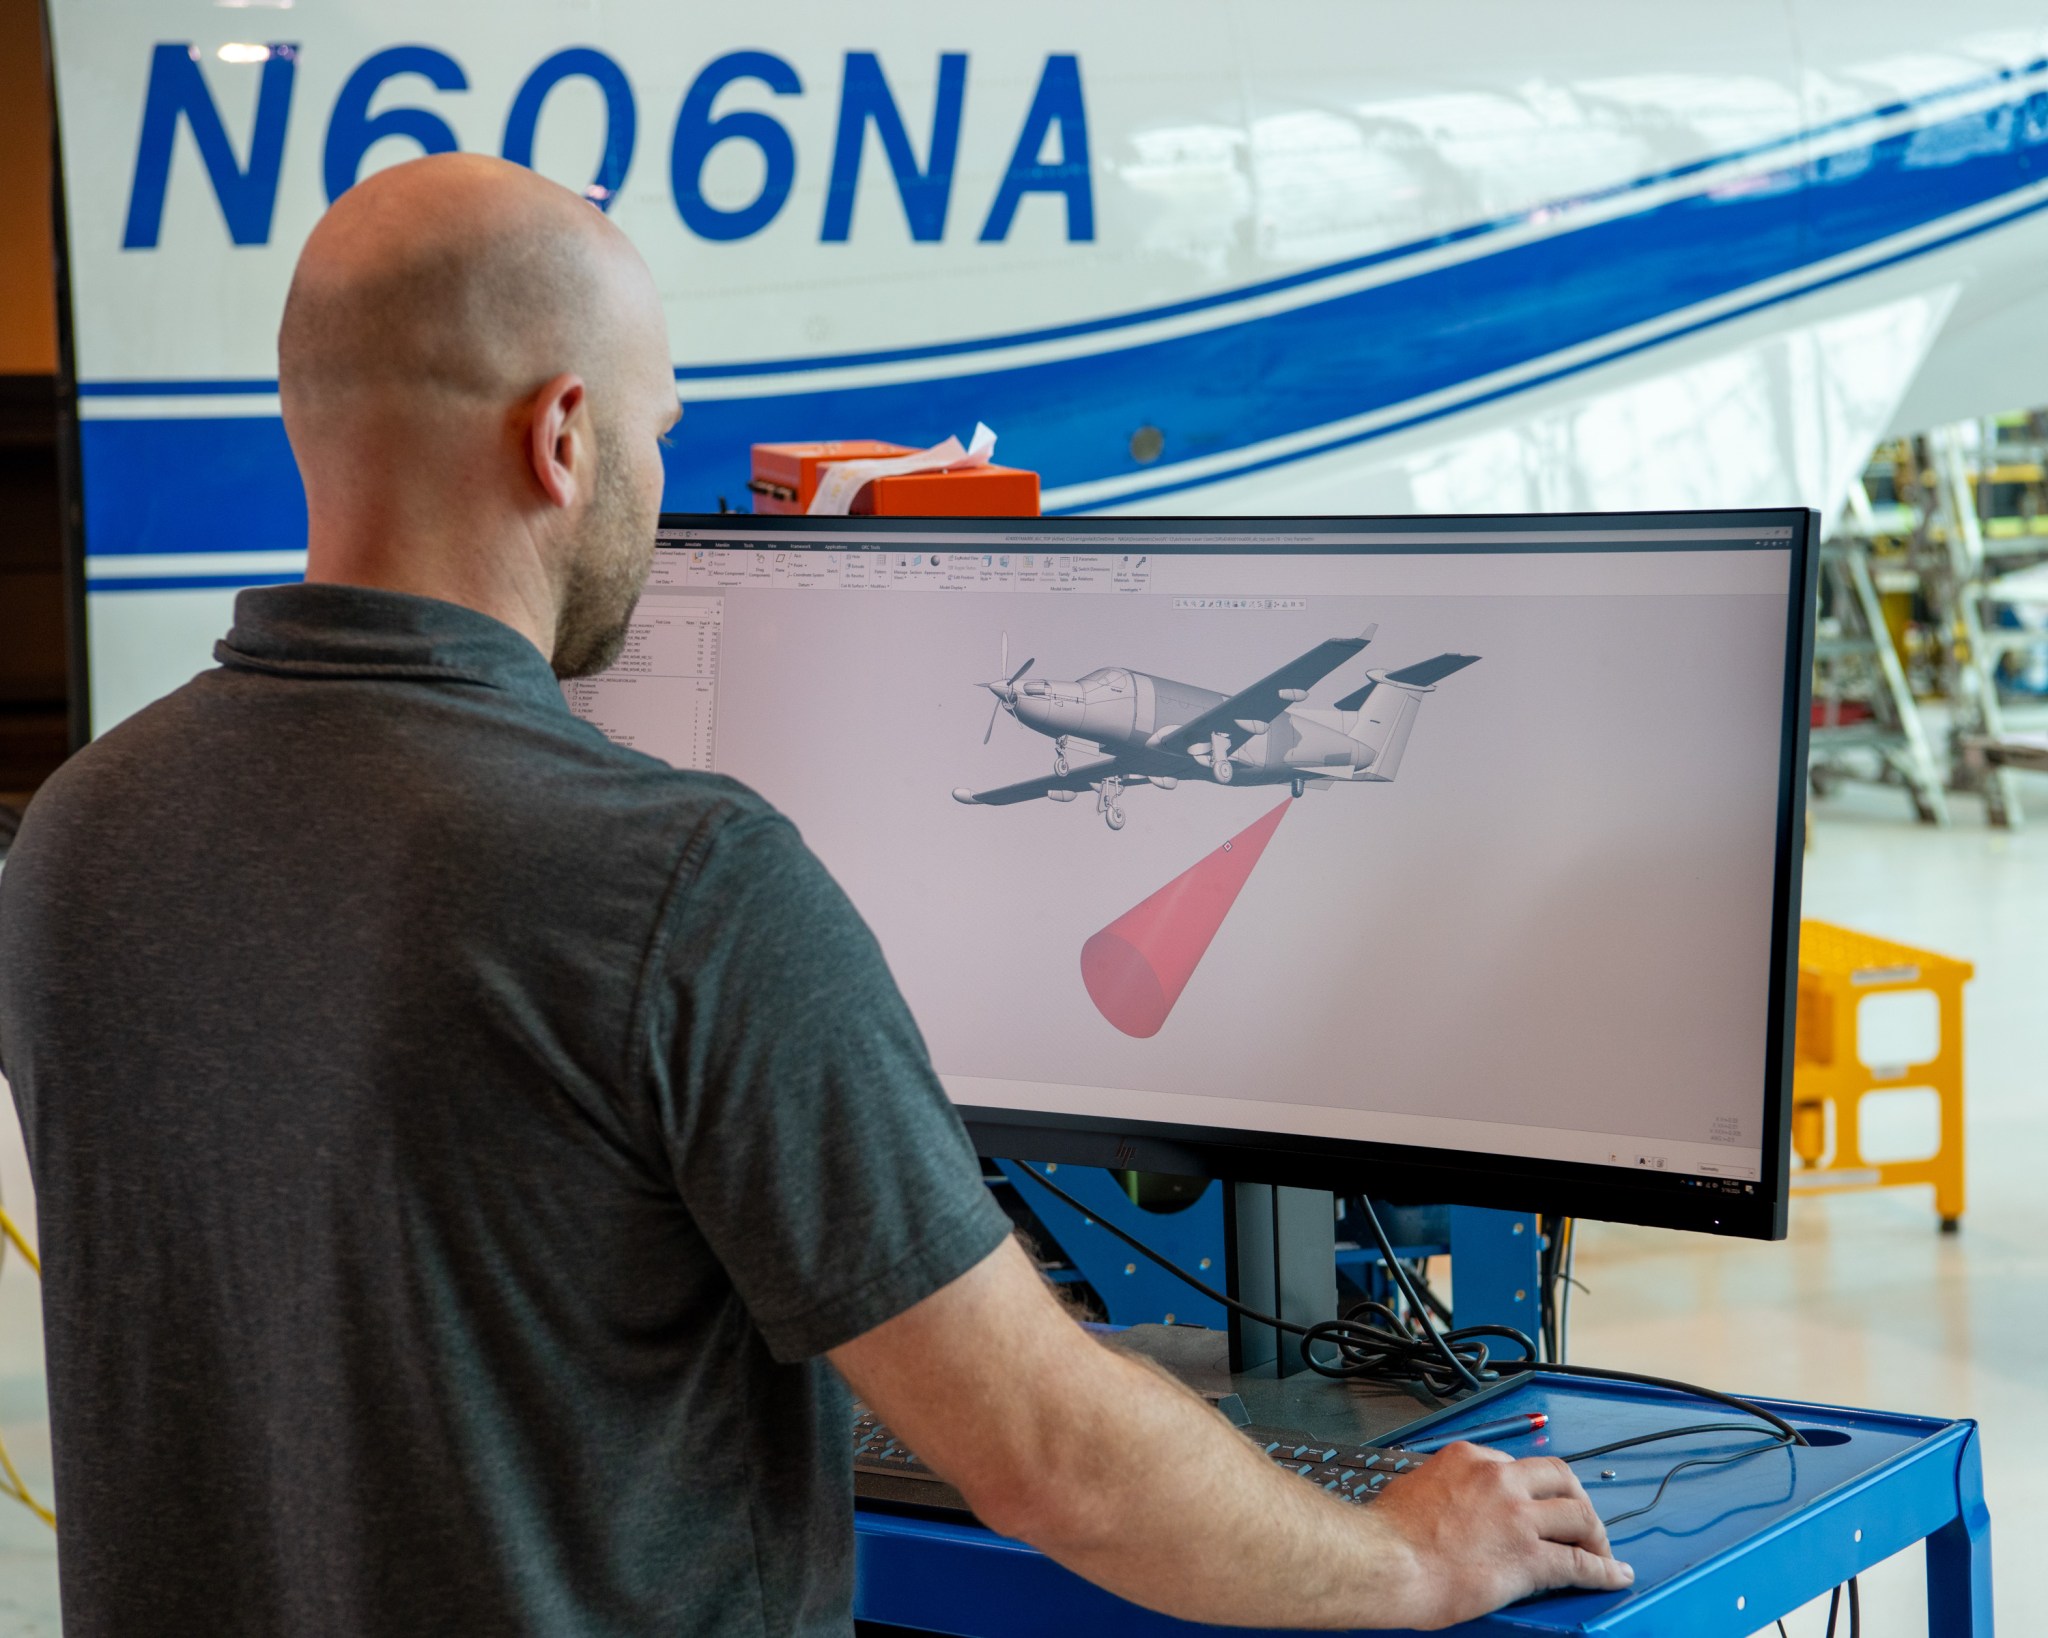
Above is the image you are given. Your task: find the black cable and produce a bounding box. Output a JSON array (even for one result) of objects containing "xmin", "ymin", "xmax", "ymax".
[
  {"xmin": 1849, "ymin": 1576, "xmax": 1860, "ymax": 1638},
  {"xmin": 1555, "ymin": 1421, "xmax": 1787, "ymax": 1463},
  {"xmin": 1012, "ymin": 1165, "xmax": 1527, "ymax": 1393},
  {"xmin": 1010, "ymin": 1164, "xmax": 1808, "ymax": 1509},
  {"xmin": 1538, "ymin": 1216, "xmax": 1563, "ymax": 1363},
  {"xmin": 1557, "ymin": 1220, "xmax": 1577, "ymax": 1364},
  {"xmin": 1608, "ymin": 1439, "xmax": 1800, "ymax": 1545},
  {"xmin": 1824, "ymin": 1583, "xmax": 1842, "ymax": 1638},
  {"xmin": 1597, "ymin": 1437, "xmax": 1791, "ymax": 1528},
  {"xmin": 1340, "ymin": 1190, "xmax": 1496, "ymax": 1393},
  {"xmin": 1406, "ymin": 1259, "xmax": 1454, "ymax": 1326},
  {"xmin": 1007, "ymin": 1163, "xmax": 1307, "ymax": 1336},
  {"xmin": 1491, "ymin": 1360, "xmax": 1807, "ymax": 1450},
  {"xmin": 1302, "ymin": 1300, "xmax": 1533, "ymax": 1398},
  {"xmin": 1520, "ymin": 1361, "xmax": 1807, "ymax": 1530}
]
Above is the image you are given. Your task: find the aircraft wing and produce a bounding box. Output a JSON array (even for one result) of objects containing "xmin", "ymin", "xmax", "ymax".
[
  {"xmin": 952, "ymin": 757, "xmax": 1135, "ymax": 807},
  {"xmin": 1151, "ymin": 634, "xmax": 1373, "ymax": 754}
]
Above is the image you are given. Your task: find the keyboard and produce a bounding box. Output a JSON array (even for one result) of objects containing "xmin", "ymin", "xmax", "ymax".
[{"xmin": 852, "ymin": 1405, "xmax": 1427, "ymax": 1518}]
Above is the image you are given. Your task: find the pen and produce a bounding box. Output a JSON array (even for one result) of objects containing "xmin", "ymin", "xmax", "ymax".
[{"xmin": 1399, "ymin": 1412, "xmax": 1548, "ymax": 1454}]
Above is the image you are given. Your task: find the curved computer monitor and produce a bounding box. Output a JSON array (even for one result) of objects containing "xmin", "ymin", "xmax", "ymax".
[{"xmin": 574, "ymin": 509, "xmax": 1816, "ymax": 1239}]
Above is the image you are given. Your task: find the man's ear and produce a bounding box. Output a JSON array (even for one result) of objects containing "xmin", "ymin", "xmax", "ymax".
[{"xmin": 527, "ymin": 373, "xmax": 589, "ymax": 509}]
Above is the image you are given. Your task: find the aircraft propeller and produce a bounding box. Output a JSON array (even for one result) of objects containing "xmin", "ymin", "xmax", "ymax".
[{"xmin": 981, "ymin": 632, "xmax": 1036, "ymax": 744}]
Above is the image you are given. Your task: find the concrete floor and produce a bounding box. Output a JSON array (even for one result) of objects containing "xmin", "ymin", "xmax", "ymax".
[
  {"xmin": 0, "ymin": 784, "xmax": 2040, "ymax": 1634},
  {"xmin": 1570, "ymin": 782, "xmax": 2048, "ymax": 1636}
]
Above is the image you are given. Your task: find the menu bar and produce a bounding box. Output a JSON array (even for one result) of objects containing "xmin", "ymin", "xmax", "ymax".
[{"xmin": 647, "ymin": 548, "xmax": 1155, "ymax": 593}]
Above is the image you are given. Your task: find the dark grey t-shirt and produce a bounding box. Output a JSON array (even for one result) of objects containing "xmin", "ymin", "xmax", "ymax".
[{"xmin": 0, "ymin": 584, "xmax": 1010, "ymax": 1637}]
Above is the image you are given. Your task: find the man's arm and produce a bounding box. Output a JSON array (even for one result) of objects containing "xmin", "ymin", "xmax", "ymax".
[{"xmin": 830, "ymin": 1236, "xmax": 1632, "ymax": 1632}]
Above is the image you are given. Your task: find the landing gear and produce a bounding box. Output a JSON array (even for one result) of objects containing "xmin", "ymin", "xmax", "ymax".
[
  {"xmin": 1212, "ymin": 758, "xmax": 1234, "ymax": 784},
  {"xmin": 1097, "ymin": 775, "xmax": 1126, "ymax": 831},
  {"xmin": 1054, "ymin": 735, "xmax": 1070, "ymax": 778}
]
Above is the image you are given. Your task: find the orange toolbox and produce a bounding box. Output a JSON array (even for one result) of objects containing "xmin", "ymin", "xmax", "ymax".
[{"xmin": 748, "ymin": 440, "xmax": 1041, "ymax": 516}]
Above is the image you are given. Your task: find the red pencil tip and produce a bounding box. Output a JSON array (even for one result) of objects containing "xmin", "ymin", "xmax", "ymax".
[{"xmin": 1528, "ymin": 1413, "xmax": 1548, "ymax": 1430}]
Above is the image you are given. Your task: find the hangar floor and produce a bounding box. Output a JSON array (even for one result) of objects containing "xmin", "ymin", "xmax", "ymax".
[
  {"xmin": 0, "ymin": 784, "xmax": 2041, "ymax": 1636},
  {"xmin": 1570, "ymin": 782, "xmax": 2048, "ymax": 1636}
]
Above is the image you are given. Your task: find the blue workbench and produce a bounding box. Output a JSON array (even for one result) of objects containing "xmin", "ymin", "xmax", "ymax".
[{"xmin": 853, "ymin": 1371, "xmax": 1991, "ymax": 1637}]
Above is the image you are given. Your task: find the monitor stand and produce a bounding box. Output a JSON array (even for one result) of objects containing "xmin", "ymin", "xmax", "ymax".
[
  {"xmin": 1101, "ymin": 1183, "xmax": 1447, "ymax": 1444},
  {"xmin": 1098, "ymin": 1181, "xmax": 1455, "ymax": 1443},
  {"xmin": 1224, "ymin": 1182, "xmax": 1337, "ymax": 1379}
]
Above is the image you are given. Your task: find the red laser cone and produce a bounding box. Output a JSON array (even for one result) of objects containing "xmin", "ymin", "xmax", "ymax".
[{"xmin": 1081, "ymin": 799, "xmax": 1292, "ymax": 1038}]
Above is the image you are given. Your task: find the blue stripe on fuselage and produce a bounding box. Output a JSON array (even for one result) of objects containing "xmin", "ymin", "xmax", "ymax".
[
  {"xmin": 83, "ymin": 414, "xmax": 306, "ymax": 560},
  {"xmin": 665, "ymin": 97, "xmax": 2047, "ymax": 509},
  {"xmin": 80, "ymin": 72, "xmax": 2048, "ymax": 578}
]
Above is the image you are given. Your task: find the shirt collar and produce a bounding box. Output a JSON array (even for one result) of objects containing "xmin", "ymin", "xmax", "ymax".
[{"xmin": 214, "ymin": 583, "xmax": 568, "ymax": 711}]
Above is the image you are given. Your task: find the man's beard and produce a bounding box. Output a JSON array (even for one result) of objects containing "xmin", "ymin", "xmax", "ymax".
[{"xmin": 551, "ymin": 421, "xmax": 658, "ymax": 680}]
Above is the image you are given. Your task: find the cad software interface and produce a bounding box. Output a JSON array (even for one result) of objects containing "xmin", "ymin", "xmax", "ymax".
[{"xmin": 566, "ymin": 520, "xmax": 1798, "ymax": 1188}]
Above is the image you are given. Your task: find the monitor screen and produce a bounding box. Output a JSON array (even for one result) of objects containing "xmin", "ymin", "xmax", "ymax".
[{"xmin": 569, "ymin": 511, "xmax": 1814, "ymax": 1238}]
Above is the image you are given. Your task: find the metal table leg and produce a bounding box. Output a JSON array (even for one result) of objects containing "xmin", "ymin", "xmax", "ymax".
[{"xmin": 1925, "ymin": 1426, "xmax": 1994, "ymax": 1638}]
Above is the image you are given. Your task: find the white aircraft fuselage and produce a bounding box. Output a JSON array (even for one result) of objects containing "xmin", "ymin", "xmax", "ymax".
[
  {"xmin": 1011, "ymin": 667, "xmax": 1390, "ymax": 785},
  {"xmin": 956, "ymin": 632, "xmax": 1478, "ymax": 827},
  {"xmin": 46, "ymin": 2, "xmax": 2048, "ymax": 732}
]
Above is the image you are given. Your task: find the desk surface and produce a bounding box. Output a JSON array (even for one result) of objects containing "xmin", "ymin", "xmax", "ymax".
[
  {"xmin": 1402, "ymin": 1375, "xmax": 1963, "ymax": 1629},
  {"xmin": 854, "ymin": 1371, "xmax": 1986, "ymax": 1637}
]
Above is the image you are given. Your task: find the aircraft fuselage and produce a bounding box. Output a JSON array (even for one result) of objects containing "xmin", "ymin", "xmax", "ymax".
[
  {"xmin": 1013, "ymin": 666, "xmax": 1383, "ymax": 782},
  {"xmin": 957, "ymin": 633, "xmax": 1476, "ymax": 827}
]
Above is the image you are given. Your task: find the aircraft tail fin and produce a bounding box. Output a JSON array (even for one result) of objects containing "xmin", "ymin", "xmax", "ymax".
[
  {"xmin": 1332, "ymin": 652, "xmax": 1478, "ymax": 712},
  {"xmin": 1342, "ymin": 654, "xmax": 1479, "ymax": 780}
]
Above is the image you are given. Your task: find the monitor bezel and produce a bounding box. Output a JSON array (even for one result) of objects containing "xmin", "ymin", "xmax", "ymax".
[{"xmin": 653, "ymin": 506, "xmax": 1816, "ymax": 1240}]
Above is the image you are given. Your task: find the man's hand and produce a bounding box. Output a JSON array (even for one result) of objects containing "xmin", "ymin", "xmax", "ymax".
[
  {"xmin": 831, "ymin": 1237, "xmax": 1634, "ymax": 1629},
  {"xmin": 1371, "ymin": 1443, "xmax": 1633, "ymax": 1630}
]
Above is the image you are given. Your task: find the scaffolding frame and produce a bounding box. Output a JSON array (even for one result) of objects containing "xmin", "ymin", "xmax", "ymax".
[{"xmin": 1810, "ymin": 493, "xmax": 1949, "ymax": 825}]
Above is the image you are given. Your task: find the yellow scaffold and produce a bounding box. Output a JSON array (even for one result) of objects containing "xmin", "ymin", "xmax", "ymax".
[{"xmin": 1793, "ymin": 920, "xmax": 1973, "ymax": 1230}]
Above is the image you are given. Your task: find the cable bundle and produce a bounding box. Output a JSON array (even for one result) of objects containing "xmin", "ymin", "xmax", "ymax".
[
  {"xmin": 1009, "ymin": 1163, "xmax": 1807, "ymax": 1532},
  {"xmin": 1301, "ymin": 1302, "xmax": 1532, "ymax": 1398}
]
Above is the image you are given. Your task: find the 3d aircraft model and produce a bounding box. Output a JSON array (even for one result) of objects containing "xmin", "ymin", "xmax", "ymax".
[{"xmin": 952, "ymin": 628, "xmax": 1479, "ymax": 829}]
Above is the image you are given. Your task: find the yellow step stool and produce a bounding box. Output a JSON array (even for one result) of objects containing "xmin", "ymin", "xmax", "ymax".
[{"xmin": 1792, "ymin": 920, "xmax": 1973, "ymax": 1230}]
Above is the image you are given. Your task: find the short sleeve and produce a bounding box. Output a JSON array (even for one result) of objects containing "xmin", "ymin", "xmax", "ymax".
[{"xmin": 646, "ymin": 811, "xmax": 1012, "ymax": 1362}]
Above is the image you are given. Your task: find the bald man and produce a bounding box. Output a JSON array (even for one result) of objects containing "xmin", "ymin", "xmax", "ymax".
[{"xmin": 0, "ymin": 155, "xmax": 1628, "ymax": 1636}]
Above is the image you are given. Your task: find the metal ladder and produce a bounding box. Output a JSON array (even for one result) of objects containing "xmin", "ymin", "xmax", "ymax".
[
  {"xmin": 1921, "ymin": 425, "xmax": 2023, "ymax": 827},
  {"xmin": 1810, "ymin": 489, "xmax": 1949, "ymax": 825}
]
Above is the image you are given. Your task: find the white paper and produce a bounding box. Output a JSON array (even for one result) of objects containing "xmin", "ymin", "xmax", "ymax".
[{"xmin": 806, "ymin": 423, "xmax": 998, "ymax": 516}]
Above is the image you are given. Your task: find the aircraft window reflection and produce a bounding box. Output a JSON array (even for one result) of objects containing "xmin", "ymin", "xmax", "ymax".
[
  {"xmin": 1118, "ymin": 123, "xmax": 1250, "ymax": 279},
  {"xmin": 1574, "ymin": 73, "xmax": 1798, "ymax": 155}
]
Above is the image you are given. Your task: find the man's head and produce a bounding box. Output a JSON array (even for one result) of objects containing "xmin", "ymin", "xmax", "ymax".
[{"xmin": 280, "ymin": 153, "xmax": 679, "ymax": 677}]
